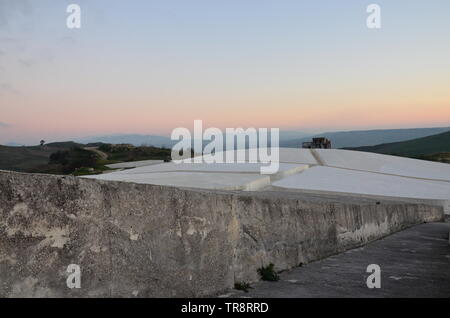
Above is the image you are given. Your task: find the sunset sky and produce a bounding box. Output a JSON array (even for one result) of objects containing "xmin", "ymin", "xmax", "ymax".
[{"xmin": 1, "ymin": 0, "xmax": 450, "ymax": 144}]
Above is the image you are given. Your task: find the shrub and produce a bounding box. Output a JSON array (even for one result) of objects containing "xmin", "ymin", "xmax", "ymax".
[
  {"xmin": 257, "ymin": 263, "xmax": 280, "ymax": 281},
  {"xmin": 49, "ymin": 150, "xmax": 69, "ymax": 165},
  {"xmin": 234, "ymin": 282, "xmax": 252, "ymax": 293}
]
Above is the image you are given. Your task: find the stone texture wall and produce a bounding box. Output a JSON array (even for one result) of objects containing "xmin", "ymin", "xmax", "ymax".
[{"xmin": 0, "ymin": 170, "xmax": 443, "ymax": 297}]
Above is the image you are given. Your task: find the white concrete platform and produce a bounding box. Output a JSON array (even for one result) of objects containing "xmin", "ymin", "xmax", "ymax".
[
  {"xmin": 106, "ymin": 162, "xmax": 306, "ymax": 176},
  {"xmin": 84, "ymin": 148, "xmax": 450, "ymax": 212},
  {"xmin": 198, "ymin": 148, "xmax": 318, "ymax": 165},
  {"xmin": 315, "ymin": 149, "xmax": 450, "ymax": 182},
  {"xmin": 88, "ymin": 171, "xmax": 270, "ymax": 191},
  {"xmin": 273, "ymin": 166, "xmax": 450, "ymax": 200},
  {"xmin": 88, "ymin": 161, "xmax": 308, "ymax": 190},
  {"xmin": 106, "ymin": 160, "xmax": 165, "ymax": 169}
]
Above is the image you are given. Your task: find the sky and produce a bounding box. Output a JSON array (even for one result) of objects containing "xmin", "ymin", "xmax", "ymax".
[{"xmin": 0, "ymin": 0, "xmax": 450, "ymax": 144}]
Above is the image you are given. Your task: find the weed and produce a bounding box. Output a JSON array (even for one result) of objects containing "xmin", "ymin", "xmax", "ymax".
[
  {"xmin": 234, "ymin": 282, "xmax": 253, "ymax": 292},
  {"xmin": 257, "ymin": 263, "xmax": 280, "ymax": 281}
]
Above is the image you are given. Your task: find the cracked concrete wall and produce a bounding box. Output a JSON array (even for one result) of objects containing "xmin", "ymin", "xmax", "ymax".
[{"xmin": 0, "ymin": 170, "xmax": 443, "ymax": 297}]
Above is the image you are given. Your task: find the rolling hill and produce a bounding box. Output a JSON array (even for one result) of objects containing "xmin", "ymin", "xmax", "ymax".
[
  {"xmin": 0, "ymin": 141, "xmax": 171, "ymax": 174},
  {"xmin": 280, "ymin": 127, "xmax": 450, "ymax": 149},
  {"xmin": 75, "ymin": 134, "xmax": 175, "ymax": 148},
  {"xmin": 0, "ymin": 142, "xmax": 83, "ymax": 172},
  {"xmin": 346, "ymin": 131, "xmax": 450, "ymax": 162}
]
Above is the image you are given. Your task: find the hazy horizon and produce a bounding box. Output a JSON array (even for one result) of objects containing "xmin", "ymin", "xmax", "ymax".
[
  {"xmin": 1, "ymin": 1, "xmax": 450, "ymax": 144},
  {"xmin": 3, "ymin": 124, "xmax": 450, "ymax": 146}
]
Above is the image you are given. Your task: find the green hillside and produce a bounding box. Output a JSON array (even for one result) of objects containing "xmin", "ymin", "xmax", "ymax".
[
  {"xmin": 346, "ymin": 131, "xmax": 450, "ymax": 162},
  {"xmin": 281, "ymin": 127, "xmax": 450, "ymax": 148},
  {"xmin": 0, "ymin": 142, "xmax": 80, "ymax": 172},
  {"xmin": 0, "ymin": 142, "xmax": 171, "ymax": 175}
]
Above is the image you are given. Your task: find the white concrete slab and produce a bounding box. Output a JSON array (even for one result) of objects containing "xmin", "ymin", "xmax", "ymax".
[
  {"xmin": 273, "ymin": 166, "xmax": 450, "ymax": 200},
  {"xmin": 196, "ymin": 148, "xmax": 318, "ymax": 165},
  {"xmin": 278, "ymin": 148, "xmax": 318, "ymax": 164},
  {"xmin": 106, "ymin": 160, "xmax": 165, "ymax": 169},
  {"xmin": 87, "ymin": 160, "xmax": 307, "ymax": 190},
  {"xmin": 86, "ymin": 172, "xmax": 270, "ymax": 191},
  {"xmin": 109, "ymin": 162, "xmax": 307, "ymax": 175},
  {"xmin": 84, "ymin": 148, "xmax": 450, "ymax": 211},
  {"xmin": 315, "ymin": 149, "xmax": 450, "ymax": 182}
]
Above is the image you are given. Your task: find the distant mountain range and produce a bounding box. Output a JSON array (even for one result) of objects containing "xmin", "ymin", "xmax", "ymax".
[
  {"xmin": 280, "ymin": 127, "xmax": 450, "ymax": 149},
  {"xmin": 75, "ymin": 134, "xmax": 176, "ymax": 148},
  {"xmin": 346, "ymin": 131, "xmax": 450, "ymax": 157},
  {"xmin": 1, "ymin": 129, "xmax": 449, "ymax": 173},
  {"xmin": 5, "ymin": 142, "xmax": 25, "ymax": 147},
  {"xmin": 74, "ymin": 130, "xmax": 313, "ymax": 148},
  {"xmin": 4, "ymin": 127, "xmax": 450, "ymax": 149}
]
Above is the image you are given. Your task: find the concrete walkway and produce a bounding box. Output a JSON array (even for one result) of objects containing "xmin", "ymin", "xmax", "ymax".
[{"xmin": 223, "ymin": 221, "xmax": 450, "ymax": 298}]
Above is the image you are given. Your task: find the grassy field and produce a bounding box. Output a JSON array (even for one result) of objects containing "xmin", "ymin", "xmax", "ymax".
[
  {"xmin": 419, "ymin": 152, "xmax": 450, "ymax": 164},
  {"xmin": 98, "ymin": 144, "xmax": 171, "ymax": 162},
  {"xmin": 0, "ymin": 142, "xmax": 82, "ymax": 172},
  {"xmin": 0, "ymin": 142, "xmax": 171, "ymax": 175}
]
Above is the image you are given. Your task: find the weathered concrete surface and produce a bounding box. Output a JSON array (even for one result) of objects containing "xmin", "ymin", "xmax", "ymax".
[
  {"xmin": 85, "ymin": 162, "xmax": 308, "ymax": 191},
  {"xmin": 0, "ymin": 170, "xmax": 444, "ymax": 297},
  {"xmin": 273, "ymin": 166, "xmax": 450, "ymax": 201},
  {"xmin": 263, "ymin": 187, "xmax": 450, "ymax": 215},
  {"xmin": 86, "ymin": 148, "xmax": 450, "ymax": 214},
  {"xmin": 223, "ymin": 221, "xmax": 450, "ymax": 298},
  {"xmin": 105, "ymin": 160, "xmax": 165, "ymax": 169}
]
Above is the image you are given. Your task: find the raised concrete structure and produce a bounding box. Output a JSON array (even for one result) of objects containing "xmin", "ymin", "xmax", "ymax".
[
  {"xmin": 87, "ymin": 148, "xmax": 450, "ymax": 214},
  {"xmin": 315, "ymin": 149, "xmax": 450, "ymax": 181},
  {"xmin": 273, "ymin": 166, "xmax": 450, "ymax": 201},
  {"xmin": 89, "ymin": 162, "xmax": 308, "ymax": 190},
  {"xmin": 106, "ymin": 160, "xmax": 165, "ymax": 169},
  {"xmin": 0, "ymin": 170, "xmax": 444, "ymax": 297}
]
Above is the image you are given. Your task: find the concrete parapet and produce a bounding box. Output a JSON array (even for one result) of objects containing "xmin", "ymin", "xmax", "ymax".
[{"xmin": 0, "ymin": 170, "xmax": 444, "ymax": 297}]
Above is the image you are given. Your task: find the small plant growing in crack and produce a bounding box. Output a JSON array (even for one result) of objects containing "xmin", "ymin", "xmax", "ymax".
[
  {"xmin": 234, "ymin": 282, "xmax": 253, "ymax": 293},
  {"xmin": 257, "ymin": 263, "xmax": 280, "ymax": 281}
]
